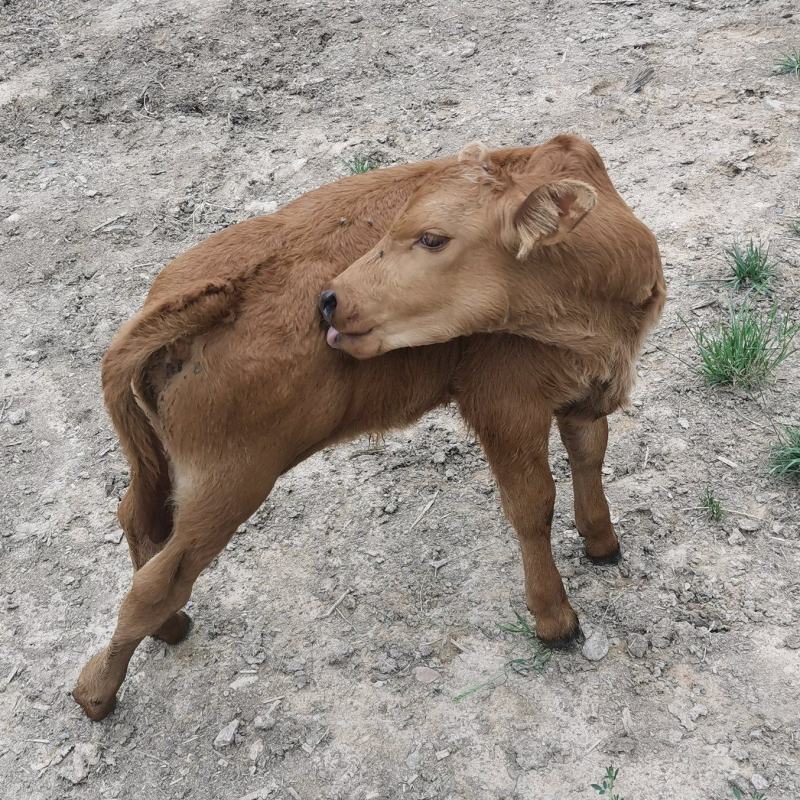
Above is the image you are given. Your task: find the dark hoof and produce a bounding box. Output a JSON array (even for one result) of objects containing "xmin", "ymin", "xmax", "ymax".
[
  {"xmin": 153, "ymin": 610, "xmax": 193, "ymax": 645},
  {"xmin": 539, "ymin": 619, "xmax": 584, "ymax": 650},
  {"xmin": 72, "ymin": 687, "xmax": 117, "ymax": 722},
  {"xmin": 587, "ymin": 545, "xmax": 622, "ymax": 566}
]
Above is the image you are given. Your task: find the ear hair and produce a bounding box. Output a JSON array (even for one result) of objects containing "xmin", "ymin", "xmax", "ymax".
[
  {"xmin": 515, "ymin": 179, "xmax": 597, "ymax": 259},
  {"xmin": 458, "ymin": 141, "xmax": 491, "ymax": 165},
  {"xmin": 457, "ymin": 141, "xmax": 503, "ymax": 187}
]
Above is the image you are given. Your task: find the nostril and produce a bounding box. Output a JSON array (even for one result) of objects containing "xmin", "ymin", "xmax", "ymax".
[{"xmin": 319, "ymin": 290, "xmax": 337, "ymax": 322}]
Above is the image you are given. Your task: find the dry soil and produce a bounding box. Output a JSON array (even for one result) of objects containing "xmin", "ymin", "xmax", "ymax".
[{"xmin": 1, "ymin": 1, "xmax": 799, "ymax": 799}]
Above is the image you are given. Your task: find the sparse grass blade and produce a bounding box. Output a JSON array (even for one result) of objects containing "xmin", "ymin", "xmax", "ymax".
[
  {"xmin": 701, "ymin": 486, "xmax": 723, "ymax": 521},
  {"xmin": 732, "ymin": 787, "xmax": 767, "ymax": 800},
  {"xmin": 452, "ymin": 673, "xmax": 504, "ymax": 703},
  {"xmin": 725, "ymin": 239, "xmax": 775, "ymax": 292},
  {"xmin": 453, "ymin": 609, "xmax": 550, "ymax": 702},
  {"xmin": 684, "ymin": 302, "xmax": 799, "ymax": 389},
  {"xmin": 791, "ymin": 218, "xmax": 800, "ymax": 236},
  {"xmin": 345, "ymin": 155, "xmax": 377, "ymax": 174},
  {"xmin": 770, "ymin": 426, "xmax": 800, "ymax": 477},
  {"xmin": 497, "ymin": 608, "xmax": 539, "ymax": 641},
  {"xmin": 776, "ymin": 49, "xmax": 800, "ymax": 77}
]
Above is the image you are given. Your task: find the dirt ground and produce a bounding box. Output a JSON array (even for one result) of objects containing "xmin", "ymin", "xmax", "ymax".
[{"xmin": 2, "ymin": 1, "xmax": 799, "ymax": 798}]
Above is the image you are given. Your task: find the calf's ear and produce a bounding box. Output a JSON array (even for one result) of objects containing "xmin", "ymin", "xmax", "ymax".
[
  {"xmin": 513, "ymin": 179, "xmax": 597, "ymax": 258},
  {"xmin": 458, "ymin": 141, "xmax": 501, "ymax": 184}
]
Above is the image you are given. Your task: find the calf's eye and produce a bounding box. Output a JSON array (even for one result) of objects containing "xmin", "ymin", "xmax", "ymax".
[{"xmin": 417, "ymin": 232, "xmax": 450, "ymax": 251}]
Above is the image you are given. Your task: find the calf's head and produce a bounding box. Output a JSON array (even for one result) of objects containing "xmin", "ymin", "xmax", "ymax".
[{"xmin": 320, "ymin": 143, "xmax": 597, "ymax": 358}]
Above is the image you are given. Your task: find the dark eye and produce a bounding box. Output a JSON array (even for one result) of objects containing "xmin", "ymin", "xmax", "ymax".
[{"xmin": 417, "ymin": 232, "xmax": 450, "ymax": 251}]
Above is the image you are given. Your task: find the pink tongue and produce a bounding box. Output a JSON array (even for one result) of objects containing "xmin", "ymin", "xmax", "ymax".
[{"xmin": 326, "ymin": 326, "xmax": 340, "ymax": 348}]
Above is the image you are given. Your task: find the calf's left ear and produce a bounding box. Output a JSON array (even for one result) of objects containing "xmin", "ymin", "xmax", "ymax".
[{"xmin": 513, "ymin": 179, "xmax": 597, "ymax": 258}]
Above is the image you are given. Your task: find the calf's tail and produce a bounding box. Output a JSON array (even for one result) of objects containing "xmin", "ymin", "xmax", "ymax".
[{"xmin": 102, "ymin": 280, "xmax": 238, "ymax": 547}]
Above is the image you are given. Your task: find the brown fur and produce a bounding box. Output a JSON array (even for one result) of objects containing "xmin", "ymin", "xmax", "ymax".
[{"xmin": 72, "ymin": 135, "xmax": 664, "ymax": 720}]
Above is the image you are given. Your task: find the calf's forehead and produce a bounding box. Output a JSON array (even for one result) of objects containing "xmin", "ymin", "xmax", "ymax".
[{"xmin": 397, "ymin": 173, "xmax": 500, "ymax": 232}]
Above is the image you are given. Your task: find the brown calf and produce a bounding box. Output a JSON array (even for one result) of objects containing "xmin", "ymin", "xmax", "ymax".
[{"xmin": 73, "ymin": 134, "xmax": 664, "ymax": 720}]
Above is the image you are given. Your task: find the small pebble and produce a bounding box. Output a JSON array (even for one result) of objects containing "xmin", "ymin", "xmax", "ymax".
[
  {"xmin": 460, "ymin": 42, "xmax": 477, "ymax": 58},
  {"xmin": 104, "ymin": 530, "xmax": 124, "ymax": 545},
  {"xmin": 727, "ymin": 529, "xmax": 745, "ymax": 545},
  {"xmin": 230, "ymin": 674, "xmax": 258, "ymax": 690},
  {"xmin": 627, "ymin": 633, "xmax": 648, "ymax": 659},
  {"xmin": 413, "ymin": 666, "xmax": 440, "ymax": 684},
  {"xmin": 751, "ymin": 774, "xmax": 769, "ymax": 792},
  {"xmin": 253, "ymin": 714, "xmax": 276, "ymax": 731},
  {"xmin": 374, "ymin": 656, "xmax": 398, "ymax": 674},
  {"xmin": 213, "ymin": 719, "xmax": 240, "ymax": 749},
  {"xmin": 248, "ymin": 740, "xmax": 264, "ymax": 762},
  {"xmin": 325, "ymin": 640, "xmax": 353, "ymax": 665},
  {"xmin": 348, "ymin": 13, "xmax": 363, "ymax": 23},
  {"xmin": 6, "ymin": 409, "xmax": 27, "ymax": 425},
  {"xmin": 582, "ymin": 629, "xmax": 610, "ymax": 661},
  {"xmin": 737, "ymin": 518, "xmax": 762, "ymax": 533},
  {"xmin": 784, "ymin": 633, "xmax": 800, "ymax": 650}
]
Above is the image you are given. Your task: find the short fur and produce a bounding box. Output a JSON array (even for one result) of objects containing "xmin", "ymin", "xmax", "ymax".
[{"xmin": 73, "ymin": 134, "xmax": 665, "ymax": 720}]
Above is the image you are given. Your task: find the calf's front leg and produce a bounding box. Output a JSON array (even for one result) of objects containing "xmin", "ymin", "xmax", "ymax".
[{"xmin": 476, "ymin": 418, "xmax": 581, "ymax": 646}]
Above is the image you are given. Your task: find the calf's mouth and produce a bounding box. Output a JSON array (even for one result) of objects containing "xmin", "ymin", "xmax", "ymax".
[{"xmin": 326, "ymin": 324, "xmax": 375, "ymax": 349}]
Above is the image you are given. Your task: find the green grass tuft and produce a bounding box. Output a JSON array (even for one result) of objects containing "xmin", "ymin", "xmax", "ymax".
[
  {"xmin": 732, "ymin": 787, "xmax": 766, "ymax": 800},
  {"xmin": 497, "ymin": 608, "xmax": 541, "ymax": 644},
  {"xmin": 776, "ymin": 49, "xmax": 800, "ymax": 77},
  {"xmin": 453, "ymin": 610, "xmax": 550, "ymax": 702},
  {"xmin": 701, "ymin": 486, "xmax": 723, "ymax": 521},
  {"xmin": 791, "ymin": 218, "xmax": 800, "ymax": 236},
  {"xmin": 770, "ymin": 426, "xmax": 800, "ymax": 477},
  {"xmin": 685, "ymin": 302, "xmax": 799, "ymax": 389},
  {"xmin": 725, "ymin": 239, "xmax": 775, "ymax": 292},
  {"xmin": 345, "ymin": 155, "xmax": 378, "ymax": 174},
  {"xmin": 591, "ymin": 765, "xmax": 624, "ymax": 800}
]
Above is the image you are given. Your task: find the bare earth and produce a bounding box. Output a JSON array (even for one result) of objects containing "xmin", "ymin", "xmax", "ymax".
[{"xmin": 1, "ymin": 1, "xmax": 799, "ymax": 798}]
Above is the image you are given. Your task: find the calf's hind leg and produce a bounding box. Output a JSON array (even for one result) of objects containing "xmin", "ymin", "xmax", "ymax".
[
  {"xmin": 556, "ymin": 414, "xmax": 620, "ymax": 564},
  {"xmin": 73, "ymin": 461, "xmax": 276, "ymax": 721},
  {"xmin": 116, "ymin": 469, "xmax": 190, "ymax": 645}
]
